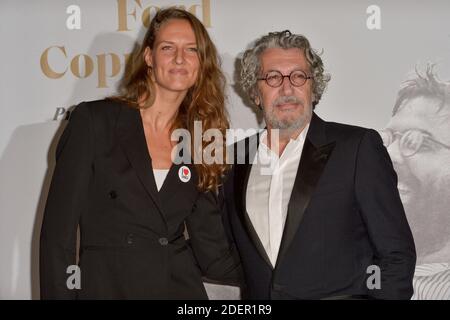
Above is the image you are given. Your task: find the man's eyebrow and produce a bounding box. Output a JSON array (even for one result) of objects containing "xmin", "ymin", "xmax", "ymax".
[{"xmin": 262, "ymin": 67, "xmax": 307, "ymax": 74}]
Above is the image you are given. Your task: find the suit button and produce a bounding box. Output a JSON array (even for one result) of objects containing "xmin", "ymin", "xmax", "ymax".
[
  {"xmin": 126, "ymin": 233, "xmax": 134, "ymax": 244},
  {"xmin": 109, "ymin": 190, "xmax": 117, "ymax": 199},
  {"xmin": 159, "ymin": 237, "xmax": 169, "ymax": 246}
]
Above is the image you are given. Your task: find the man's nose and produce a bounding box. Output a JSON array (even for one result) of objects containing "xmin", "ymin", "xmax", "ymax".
[{"xmin": 279, "ymin": 76, "xmax": 294, "ymax": 95}]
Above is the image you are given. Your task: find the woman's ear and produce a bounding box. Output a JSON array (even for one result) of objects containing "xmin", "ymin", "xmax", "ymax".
[{"xmin": 144, "ymin": 46, "xmax": 152, "ymax": 68}]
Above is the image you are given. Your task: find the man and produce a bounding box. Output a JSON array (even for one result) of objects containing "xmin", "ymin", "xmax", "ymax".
[
  {"xmin": 381, "ymin": 66, "xmax": 450, "ymax": 299},
  {"xmin": 222, "ymin": 30, "xmax": 416, "ymax": 299}
]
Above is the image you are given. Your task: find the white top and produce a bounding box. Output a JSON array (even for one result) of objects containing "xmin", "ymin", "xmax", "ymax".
[
  {"xmin": 246, "ymin": 124, "xmax": 309, "ymax": 267},
  {"xmin": 153, "ymin": 169, "xmax": 170, "ymax": 191}
]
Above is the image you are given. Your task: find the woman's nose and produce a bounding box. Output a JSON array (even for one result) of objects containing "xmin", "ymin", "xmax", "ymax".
[{"xmin": 174, "ymin": 49, "xmax": 185, "ymax": 65}]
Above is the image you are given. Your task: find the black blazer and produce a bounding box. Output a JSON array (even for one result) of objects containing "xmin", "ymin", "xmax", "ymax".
[
  {"xmin": 223, "ymin": 113, "xmax": 416, "ymax": 300},
  {"xmin": 40, "ymin": 99, "xmax": 242, "ymax": 299}
]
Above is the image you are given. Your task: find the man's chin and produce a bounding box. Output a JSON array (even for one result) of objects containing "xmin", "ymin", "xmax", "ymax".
[
  {"xmin": 274, "ymin": 114, "xmax": 310, "ymax": 130},
  {"xmin": 273, "ymin": 121, "xmax": 301, "ymax": 131}
]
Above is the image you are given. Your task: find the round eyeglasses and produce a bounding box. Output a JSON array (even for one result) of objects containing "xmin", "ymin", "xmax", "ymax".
[
  {"xmin": 257, "ymin": 70, "xmax": 312, "ymax": 88},
  {"xmin": 380, "ymin": 128, "xmax": 450, "ymax": 157}
]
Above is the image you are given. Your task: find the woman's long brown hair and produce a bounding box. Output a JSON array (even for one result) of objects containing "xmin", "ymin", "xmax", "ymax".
[{"xmin": 110, "ymin": 7, "xmax": 229, "ymax": 192}]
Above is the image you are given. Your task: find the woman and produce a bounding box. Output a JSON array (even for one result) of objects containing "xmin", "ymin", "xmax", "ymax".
[{"xmin": 40, "ymin": 8, "xmax": 242, "ymax": 299}]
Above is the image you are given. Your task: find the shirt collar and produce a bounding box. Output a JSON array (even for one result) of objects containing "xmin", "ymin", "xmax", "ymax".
[{"xmin": 259, "ymin": 122, "xmax": 310, "ymax": 150}]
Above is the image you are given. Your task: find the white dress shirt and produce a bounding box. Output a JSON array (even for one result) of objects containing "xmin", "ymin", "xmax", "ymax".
[
  {"xmin": 153, "ymin": 169, "xmax": 170, "ymax": 191},
  {"xmin": 246, "ymin": 124, "xmax": 309, "ymax": 267}
]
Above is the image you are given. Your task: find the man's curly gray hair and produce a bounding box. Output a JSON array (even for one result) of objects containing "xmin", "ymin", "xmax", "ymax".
[{"xmin": 240, "ymin": 30, "xmax": 330, "ymax": 108}]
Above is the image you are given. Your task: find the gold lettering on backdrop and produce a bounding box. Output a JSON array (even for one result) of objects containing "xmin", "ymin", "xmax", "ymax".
[
  {"xmin": 40, "ymin": 46, "xmax": 129, "ymax": 88},
  {"xmin": 117, "ymin": 0, "xmax": 142, "ymax": 31},
  {"xmin": 202, "ymin": 0, "xmax": 211, "ymax": 27},
  {"xmin": 40, "ymin": 0, "xmax": 212, "ymax": 87},
  {"xmin": 178, "ymin": 0, "xmax": 210, "ymax": 27},
  {"xmin": 70, "ymin": 54, "xmax": 94, "ymax": 78},
  {"xmin": 141, "ymin": 5, "xmax": 160, "ymax": 28},
  {"xmin": 40, "ymin": 46, "xmax": 68, "ymax": 79},
  {"xmin": 97, "ymin": 53, "xmax": 121, "ymax": 88},
  {"xmin": 117, "ymin": 0, "xmax": 211, "ymax": 31}
]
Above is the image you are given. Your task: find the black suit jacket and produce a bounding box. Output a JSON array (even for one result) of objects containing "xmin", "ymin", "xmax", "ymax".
[
  {"xmin": 223, "ymin": 113, "xmax": 416, "ymax": 300},
  {"xmin": 40, "ymin": 99, "xmax": 242, "ymax": 299}
]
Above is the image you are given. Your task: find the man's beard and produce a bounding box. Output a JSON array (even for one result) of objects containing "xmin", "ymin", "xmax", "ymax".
[{"xmin": 263, "ymin": 95, "xmax": 312, "ymax": 132}]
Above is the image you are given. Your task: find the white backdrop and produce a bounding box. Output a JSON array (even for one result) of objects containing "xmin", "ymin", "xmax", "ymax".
[{"xmin": 1, "ymin": 0, "xmax": 449, "ymax": 299}]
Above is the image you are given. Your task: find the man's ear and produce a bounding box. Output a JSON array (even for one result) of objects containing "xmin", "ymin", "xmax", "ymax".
[
  {"xmin": 253, "ymin": 94, "xmax": 263, "ymax": 110},
  {"xmin": 254, "ymin": 95, "xmax": 260, "ymax": 106},
  {"xmin": 144, "ymin": 46, "xmax": 152, "ymax": 67}
]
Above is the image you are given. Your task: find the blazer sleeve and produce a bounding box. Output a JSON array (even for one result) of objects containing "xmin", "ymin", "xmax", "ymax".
[
  {"xmin": 39, "ymin": 102, "xmax": 94, "ymax": 299},
  {"xmin": 354, "ymin": 129, "xmax": 416, "ymax": 300},
  {"xmin": 185, "ymin": 188, "xmax": 245, "ymax": 287}
]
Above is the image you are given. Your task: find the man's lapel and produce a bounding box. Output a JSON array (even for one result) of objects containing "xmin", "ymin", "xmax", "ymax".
[
  {"xmin": 234, "ymin": 133, "xmax": 274, "ymax": 268},
  {"xmin": 276, "ymin": 113, "xmax": 336, "ymax": 267}
]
